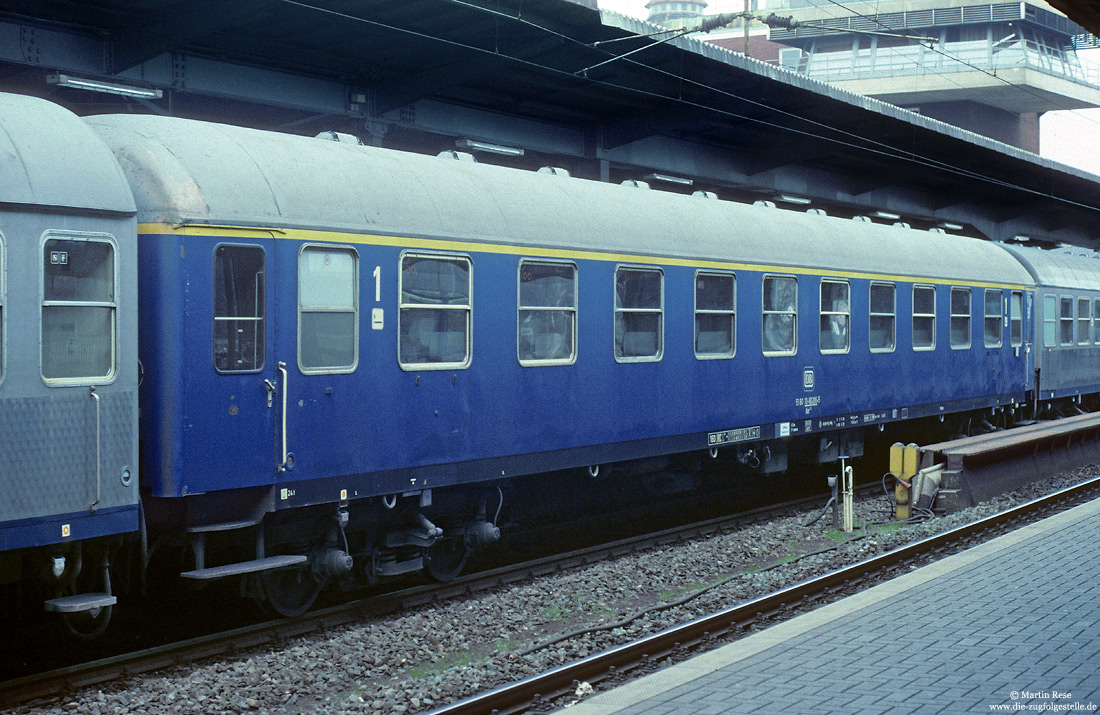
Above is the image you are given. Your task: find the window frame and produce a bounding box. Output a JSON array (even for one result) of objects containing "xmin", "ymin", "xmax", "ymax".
[
  {"xmin": 868, "ymin": 281, "xmax": 896, "ymax": 354},
  {"xmin": 949, "ymin": 287, "xmax": 971, "ymax": 350},
  {"xmin": 1094, "ymin": 298, "xmax": 1100, "ymax": 345},
  {"xmin": 912, "ymin": 284, "xmax": 936, "ymax": 352},
  {"xmin": 983, "ymin": 288, "xmax": 1003, "ymax": 348},
  {"xmin": 40, "ymin": 230, "xmax": 119, "ymax": 386},
  {"xmin": 819, "ymin": 278, "xmax": 850, "ymax": 355},
  {"xmin": 1043, "ymin": 295, "xmax": 1057, "ymax": 347},
  {"xmin": 694, "ymin": 269, "xmax": 736, "ymax": 360},
  {"xmin": 1078, "ymin": 297, "xmax": 1091, "ymax": 345},
  {"xmin": 1060, "ymin": 296, "xmax": 1074, "ymax": 346},
  {"xmin": 0, "ymin": 229, "xmax": 4, "ymax": 382},
  {"xmin": 762, "ymin": 274, "xmax": 798, "ymax": 357},
  {"xmin": 517, "ymin": 258, "xmax": 578, "ymax": 367},
  {"xmin": 614, "ymin": 264, "xmax": 664, "ymax": 363},
  {"xmin": 1010, "ymin": 291, "xmax": 1024, "ymax": 348},
  {"xmin": 397, "ymin": 251, "xmax": 473, "ymax": 371},
  {"xmin": 212, "ymin": 243, "xmax": 267, "ymax": 375},
  {"xmin": 297, "ymin": 243, "xmax": 359, "ymax": 375}
]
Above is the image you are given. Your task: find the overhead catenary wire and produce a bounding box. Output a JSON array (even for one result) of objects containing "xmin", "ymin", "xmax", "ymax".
[{"xmin": 279, "ymin": 0, "xmax": 1100, "ymax": 215}]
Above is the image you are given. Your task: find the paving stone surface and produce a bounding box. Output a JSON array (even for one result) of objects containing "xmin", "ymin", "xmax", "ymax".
[{"xmin": 564, "ymin": 498, "xmax": 1100, "ymax": 714}]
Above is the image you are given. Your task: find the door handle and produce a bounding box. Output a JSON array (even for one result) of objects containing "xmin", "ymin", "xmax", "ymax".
[
  {"xmin": 277, "ymin": 362, "xmax": 289, "ymax": 473},
  {"xmin": 263, "ymin": 378, "xmax": 277, "ymax": 408}
]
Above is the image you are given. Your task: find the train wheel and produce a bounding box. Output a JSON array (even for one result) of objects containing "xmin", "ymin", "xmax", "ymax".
[
  {"xmin": 259, "ymin": 566, "xmax": 322, "ymax": 618},
  {"xmin": 61, "ymin": 604, "xmax": 113, "ymax": 640},
  {"xmin": 423, "ymin": 537, "xmax": 468, "ymax": 582}
]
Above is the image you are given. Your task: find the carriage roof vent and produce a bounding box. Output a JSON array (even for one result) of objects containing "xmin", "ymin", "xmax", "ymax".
[
  {"xmin": 806, "ymin": 208, "xmax": 827, "ymax": 216},
  {"xmin": 752, "ymin": 200, "xmax": 776, "ymax": 208},
  {"xmin": 692, "ymin": 190, "xmax": 718, "ymax": 199},
  {"xmin": 928, "ymin": 227, "xmax": 946, "ymax": 234},
  {"xmin": 893, "ymin": 222, "xmax": 911, "ymax": 229},
  {"xmin": 537, "ymin": 166, "xmax": 570, "ymax": 176},
  {"xmin": 852, "ymin": 215, "xmax": 872, "ymax": 222},
  {"xmin": 315, "ymin": 130, "xmax": 363, "ymax": 145},
  {"xmin": 621, "ymin": 179, "xmax": 650, "ymax": 189},
  {"xmin": 437, "ymin": 150, "xmax": 478, "ymax": 162}
]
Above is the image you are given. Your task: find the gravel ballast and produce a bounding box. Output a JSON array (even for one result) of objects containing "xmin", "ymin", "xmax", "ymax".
[{"xmin": 14, "ymin": 466, "xmax": 1096, "ymax": 715}]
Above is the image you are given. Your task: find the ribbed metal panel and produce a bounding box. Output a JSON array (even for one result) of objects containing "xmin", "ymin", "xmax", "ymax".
[{"xmin": 0, "ymin": 392, "xmax": 136, "ymax": 522}]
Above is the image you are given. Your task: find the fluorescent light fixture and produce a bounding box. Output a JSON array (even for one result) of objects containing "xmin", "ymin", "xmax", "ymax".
[
  {"xmin": 871, "ymin": 210, "xmax": 901, "ymax": 220},
  {"xmin": 937, "ymin": 222, "xmax": 963, "ymax": 231},
  {"xmin": 774, "ymin": 194, "xmax": 811, "ymax": 205},
  {"xmin": 47, "ymin": 74, "xmax": 162, "ymax": 99},
  {"xmin": 1012, "ymin": 234, "xmax": 1031, "ymax": 242},
  {"xmin": 644, "ymin": 172, "xmax": 693, "ymax": 186},
  {"xmin": 455, "ymin": 139, "xmax": 524, "ymax": 157}
]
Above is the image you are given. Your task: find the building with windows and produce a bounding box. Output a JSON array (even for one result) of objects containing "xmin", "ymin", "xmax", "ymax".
[{"xmin": 758, "ymin": 0, "xmax": 1100, "ymax": 151}]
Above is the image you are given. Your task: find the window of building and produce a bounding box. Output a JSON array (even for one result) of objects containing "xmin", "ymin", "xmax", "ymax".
[
  {"xmin": 1060, "ymin": 297, "xmax": 1073, "ymax": 345},
  {"xmin": 1043, "ymin": 295, "xmax": 1057, "ymax": 347},
  {"xmin": 912, "ymin": 285, "xmax": 936, "ymax": 350},
  {"xmin": 1010, "ymin": 291, "xmax": 1023, "ymax": 348},
  {"xmin": 819, "ymin": 279, "xmax": 850, "ymax": 354},
  {"xmin": 615, "ymin": 266, "xmax": 663, "ymax": 361},
  {"xmin": 695, "ymin": 271, "xmax": 735, "ymax": 358},
  {"xmin": 299, "ymin": 246, "xmax": 358, "ymax": 373},
  {"xmin": 214, "ymin": 245, "xmax": 266, "ymax": 373},
  {"xmin": 1078, "ymin": 297, "xmax": 1091, "ymax": 345},
  {"xmin": 763, "ymin": 275, "xmax": 797, "ymax": 356},
  {"xmin": 42, "ymin": 235, "xmax": 116, "ymax": 382},
  {"xmin": 868, "ymin": 282, "xmax": 895, "ymax": 353},
  {"xmin": 950, "ymin": 287, "xmax": 971, "ymax": 349},
  {"xmin": 518, "ymin": 260, "xmax": 577, "ymax": 365},
  {"xmin": 399, "ymin": 253, "xmax": 472, "ymax": 369},
  {"xmin": 984, "ymin": 289, "xmax": 1002, "ymax": 348}
]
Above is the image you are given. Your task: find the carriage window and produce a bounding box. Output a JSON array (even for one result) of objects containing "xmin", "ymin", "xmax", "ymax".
[
  {"xmin": 695, "ymin": 271, "xmax": 735, "ymax": 358},
  {"xmin": 518, "ymin": 260, "xmax": 576, "ymax": 365},
  {"xmin": 399, "ymin": 253, "xmax": 471, "ymax": 369},
  {"xmin": 0, "ymin": 234, "xmax": 4, "ymax": 379},
  {"xmin": 42, "ymin": 236, "xmax": 116, "ymax": 382},
  {"xmin": 1078, "ymin": 298, "xmax": 1091, "ymax": 345},
  {"xmin": 984, "ymin": 289, "xmax": 1002, "ymax": 348},
  {"xmin": 950, "ymin": 287, "xmax": 971, "ymax": 349},
  {"xmin": 763, "ymin": 275, "xmax": 797, "ymax": 356},
  {"xmin": 819, "ymin": 279, "xmax": 850, "ymax": 354},
  {"xmin": 214, "ymin": 245, "xmax": 265, "ymax": 373},
  {"xmin": 1094, "ymin": 299, "xmax": 1100, "ymax": 344},
  {"xmin": 912, "ymin": 285, "xmax": 935, "ymax": 351},
  {"xmin": 1010, "ymin": 291, "xmax": 1023, "ymax": 347},
  {"xmin": 299, "ymin": 246, "xmax": 358, "ymax": 372},
  {"xmin": 1060, "ymin": 297, "xmax": 1073, "ymax": 346},
  {"xmin": 615, "ymin": 266, "xmax": 663, "ymax": 361},
  {"xmin": 869, "ymin": 282, "xmax": 895, "ymax": 352},
  {"xmin": 1043, "ymin": 295, "xmax": 1056, "ymax": 347}
]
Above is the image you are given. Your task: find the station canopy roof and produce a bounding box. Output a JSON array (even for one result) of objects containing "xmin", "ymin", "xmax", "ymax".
[{"xmin": 2, "ymin": 0, "xmax": 1099, "ymax": 246}]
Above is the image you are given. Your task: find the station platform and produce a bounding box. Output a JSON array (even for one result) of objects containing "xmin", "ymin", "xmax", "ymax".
[{"xmin": 565, "ymin": 497, "xmax": 1100, "ymax": 714}]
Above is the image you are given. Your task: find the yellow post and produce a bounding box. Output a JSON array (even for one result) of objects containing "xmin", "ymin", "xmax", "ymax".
[{"xmin": 895, "ymin": 443, "xmax": 918, "ymax": 520}]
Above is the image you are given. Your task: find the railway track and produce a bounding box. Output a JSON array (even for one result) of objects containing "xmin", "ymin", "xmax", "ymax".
[
  {"xmin": 0, "ymin": 486, "xmax": 875, "ymax": 710},
  {"xmin": 425, "ymin": 473, "xmax": 1100, "ymax": 715}
]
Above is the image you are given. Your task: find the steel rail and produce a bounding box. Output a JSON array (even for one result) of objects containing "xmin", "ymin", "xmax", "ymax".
[
  {"xmin": 0, "ymin": 486, "xmax": 869, "ymax": 709},
  {"xmin": 428, "ymin": 474, "xmax": 1100, "ymax": 715}
]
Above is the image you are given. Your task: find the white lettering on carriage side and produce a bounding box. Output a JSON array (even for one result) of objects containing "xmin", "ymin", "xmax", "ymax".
[{"xmin": 708, "ymin": 426, "xmax": 761, "ymax": 445}]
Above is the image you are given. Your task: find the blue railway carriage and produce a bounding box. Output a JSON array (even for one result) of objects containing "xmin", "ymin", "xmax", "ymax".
[
  {"xmin": 1002, "ymin": 245, "xmax": 1100, "ymax": 406},
  {"xmin": 87, "ymin": 114, "xmax": 1035, "ymax": 613},
  {"xmin": 0, "ymin": 94, "xmax": 139, "ymax": 636}
]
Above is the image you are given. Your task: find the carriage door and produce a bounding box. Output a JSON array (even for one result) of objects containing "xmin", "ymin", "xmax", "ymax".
[
  {"xmin": 211, "ymin": 242, "xmax": 276, "ymax": 488},
  {"xmin": 272, "ymin": 244, "xmax": 360, "ymax": 486}
]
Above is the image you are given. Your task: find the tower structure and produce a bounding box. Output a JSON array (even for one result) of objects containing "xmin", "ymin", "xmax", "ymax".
[{"xmin": 646, "ymin": 0, "xmax": 709, "ymax": 25}]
